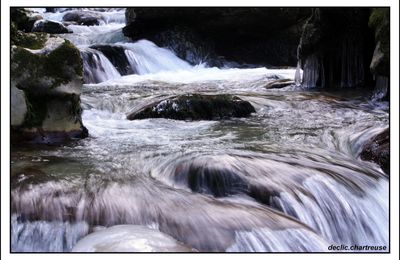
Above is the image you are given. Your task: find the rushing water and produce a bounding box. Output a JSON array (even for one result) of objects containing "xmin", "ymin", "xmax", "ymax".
[{"xmin": 11, "ymin": 8, "xmax": 389, "ymax": 252}]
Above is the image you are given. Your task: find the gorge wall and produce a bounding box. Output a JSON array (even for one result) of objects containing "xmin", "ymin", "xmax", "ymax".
[
  {"xmin": 123, "ymin": 8, "xmax": 311, "ymax": 67},
  {"xmin": 123, "ymin": 7, "xmax": 389, "ymax": 98}
]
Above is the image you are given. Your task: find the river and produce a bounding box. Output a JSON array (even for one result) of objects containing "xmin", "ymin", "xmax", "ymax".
[{"xmin": 11, "ymin": 8, "xmax": 389, "ymax": 252}]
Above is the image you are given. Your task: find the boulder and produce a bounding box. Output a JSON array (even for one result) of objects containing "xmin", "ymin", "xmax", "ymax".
[
  {"xmin": 90, "ymin": 45, "xmax": 134, "ymax": 75},
  {"xmin": 72, "ymin": 225, "xmax": 195, "ymax": 252},
  {"xmin": 360, "ymin": 129, "xmax": 389, "ymax": 175},
  {"xmin": 127, "ymin": 94, "xmax": 255, "ymax": 121},
  {"xmin": 11, "ymin": 8, "xmax": 42, "ymax": 32},
  {"xmin": 11, "ymin": 37, "xmax": 88, "ymax": 144},
  {"xmin": 63, "ymin": 10, "xmax": 104, "ymax": 26},
  {"xmin": 32, "ymin": 20, "xmax": 72, "ymax": 34},
  {"xmin": 123, "ymin": 8, "xmax": 311, "ymax": 66}
]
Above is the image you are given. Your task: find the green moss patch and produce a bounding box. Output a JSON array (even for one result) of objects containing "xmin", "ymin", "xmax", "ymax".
[
  {"xmin": 11, "ymin": 22, "xmax": 48, "ymax": 50},
  {"xmin": 369, "ymin": 8, "xmax": 389, "ymax": 54},
  {"xmin": 11, "ymin": 40, "xmax": 83, "ymax": 89}
]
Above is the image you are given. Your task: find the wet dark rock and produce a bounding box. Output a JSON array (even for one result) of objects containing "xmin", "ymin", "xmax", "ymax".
[
  {"xmin": 11, "ymin": 8, "xmax": 42, "ymax": 32},
  {"xmin": 360, "ymin": 129, "xmax": 389, "ymax": 175},
  {"xmin": 32, "ymin": 20, "xmax": 72, "ymax": 34},
  {"xmin": 170, "ymin": 157, "xmax": 279, "ymax": 207},
  {"xmin": 123, "ymin": 8, "xmax": 311, "ymax": 66},
  {"xmin": 91, "ymin": 45, "xmax": 134, "ymax": 75},
  {"xmin": 181, "ymin": 163, "xmax": 249, "ymax": 197},
  {"xmin": 297, "ymin": 8, "xmax": 375, "ymax": 89},
  {"xmin": 63, "ymin": 11, "xmax": 104, "ymax": 26},
  {"xmin": 127, "ymin": 95, "xmax": 256, "ymax": 121},
  {"xmin": 265, "ymin": 79, "xmax": 295, "ymax": 89}
]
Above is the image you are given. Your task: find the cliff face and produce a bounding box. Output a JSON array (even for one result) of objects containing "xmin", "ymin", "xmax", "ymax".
[
  {"xmin": 297, "ymin": 8, "xmax": 375, "ymax": 89},
  {"xmin": 123, "ymin": 8, "xmax": 311, "ymax": 67},
  {"xmin": 368, "ymin": 8, "xmax": 390, "ymax": 101},
  {"xmin": 123, "ymin": 8, "xmax": 389, "ymax": 97}
]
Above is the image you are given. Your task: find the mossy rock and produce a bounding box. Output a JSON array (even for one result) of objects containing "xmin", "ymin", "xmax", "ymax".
[
  {"xmin": 369, "ymin": 8, "xmax": 389, "ymax": 76},
  {"xmin": 11, "ymin": 38, "xmax": 87, "ymax": 144},
  {"xmin": 11, "ymin": 8, "xmax": 33, "ymax": 32},
  {"xmin": 11, "ymin": 39, "xmax": 83, "ymax": 91},
  {"xmin": 11, "ymin": 22, "xmax": 48, "ymax": 50},
  {"xmin": 127, "ymin": 94, "xmax": 255, "ymax": 121}
]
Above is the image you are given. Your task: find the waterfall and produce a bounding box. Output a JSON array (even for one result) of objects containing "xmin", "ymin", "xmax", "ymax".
[
  {"xmin": 80, "ymin": 48, "xmax": 121, "ymax": 83},
  {"xmin": 294, "ymin": 61, "xmax": 302, "ymax": 86}
]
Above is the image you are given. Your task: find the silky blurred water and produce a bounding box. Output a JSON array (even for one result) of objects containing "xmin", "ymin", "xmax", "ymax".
[{"xmin": 11, "ymin": 8, "xmax": 389, "ymax": 252}]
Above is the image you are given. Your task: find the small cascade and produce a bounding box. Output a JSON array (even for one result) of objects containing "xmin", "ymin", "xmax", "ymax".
[
  {"xmin": 80, "ymin": 48, "xmax": 121, "ymax": 83},
  {"xmin": 91, "ymin": 45, "xmax": 134, "ymax": 75},
  {"xmin": 11, "ymin": 7, "xmax": 389, "ymax": 253},
  {"xmin": 11, "ymin": 215, "xmax": 89, "ymax": 252},
  {"xmin": 294, "ymin": 61, "xmax": 302, "ymax": 86},
  {"xmin": 301, "ymin": 54, "xmax": 320, "ymax": 88},
  {"xmin": 121, "ymin": 40, "xmax": 193, "ymax": 75}
]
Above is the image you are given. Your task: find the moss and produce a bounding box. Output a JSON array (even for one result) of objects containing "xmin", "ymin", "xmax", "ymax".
[
  {"xmin": 21, "ymin": 92, "xmax": 83, "ymax": 129},
  {"xmin": 68, "ymin": 94, "xmax": 83, "ymax": 122},
  {"xmin": 369, "ymin": 8, "xmax": 389, "ymax": 54},
  {"xmin": 11, "ymin": 23, "xmax": 48, "ymax": 50},
  {"xmin": 12, "ymin": 40, "xmax": 83, "ymax": 89},
  {"xmin": 46, "ymin": 40, "xmax": 84, "ymax": 79},
  {"xmin": 22, "ymin": 92, "xmax": 48, "ymax": 128},
  {"xmin": 11, "ymin": 8, "xmax": 31, "ymax": 32},
  {"xmin": 369, "ymin": 8, "xmax": 389, "ymax": 76}
]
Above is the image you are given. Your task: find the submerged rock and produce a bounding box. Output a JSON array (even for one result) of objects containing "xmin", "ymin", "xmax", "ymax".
[
  {"xmin": 63, "ymin": 10, "xmax": 104, "ymax": 26},
  {"xmin": 72, "ymin": 225, "xmax": 195, "ymax": 252},
  {"xmin": 360, "ymin": 128, "xmax": 389, "ymax": 175},
  {"xmin": 32, "ymin": 20, "xmax": 72, "ymax": 34},
  {"xmin": 127, "ymin": 94, "xmax": 256, "ymax": 121},
  {"xmin": 11, "ymin": 37, "xmax": 88, "ymax": 144},
  {"xmin": 265, "ymin": 79, "xmax": 295, "ymax": 89},
  {"xmin": 175, "ymin": 162, "xmax": 249, "ymax": 197}
]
